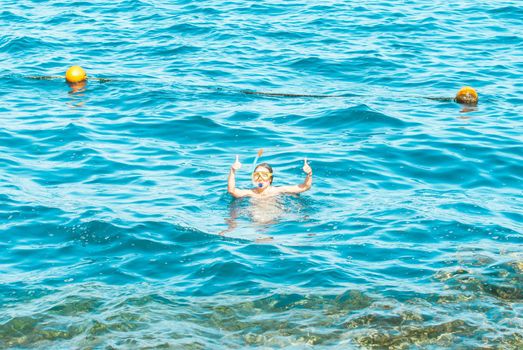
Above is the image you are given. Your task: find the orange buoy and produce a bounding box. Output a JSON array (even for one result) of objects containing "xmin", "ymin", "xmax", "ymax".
[
  {"xmin": 455, "ymin": 86, "xmax": 478, "ymax": 105},
  {"xmin": 65, "ymin": 66, "xmax": 87, "ymax": 83}
]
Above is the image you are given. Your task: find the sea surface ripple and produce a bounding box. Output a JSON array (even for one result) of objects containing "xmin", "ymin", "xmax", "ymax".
[{"xmin": 1, "ymin": 0, "xmax": 522, "ymax": 349}]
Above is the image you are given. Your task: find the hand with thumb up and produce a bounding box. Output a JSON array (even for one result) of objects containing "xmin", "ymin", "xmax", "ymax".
[
  {"xmin": 231, "ymin": 155, "xmax": 242, "ymax": 172},
  {"xmin": 303, "ymin": 157, "xmax": 312, "ymax": 175}
]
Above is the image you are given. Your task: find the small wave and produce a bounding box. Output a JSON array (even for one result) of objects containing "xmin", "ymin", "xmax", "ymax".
[
  {"xmin": 0, "ymin": 35, "xmax": 57, "ymax": 54},
  {"xmin": 165, "ymin": 23, "xmax": 214, "ymax": 36},
  {"xmin": 488, "ymin": 5, "xmax": 523, "ymax": 18},
  {"xmin": 0, "ymin": 10, "xmax": 28, "ymax": 23},
  {"xmin": 293, "ymin": 104, "xmax": 408, "ymax": 130}
]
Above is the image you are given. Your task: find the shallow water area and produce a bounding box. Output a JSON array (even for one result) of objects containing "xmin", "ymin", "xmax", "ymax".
[{"xmin": 1, "ymin": 0, "xmax": 522, "ymax": 349}]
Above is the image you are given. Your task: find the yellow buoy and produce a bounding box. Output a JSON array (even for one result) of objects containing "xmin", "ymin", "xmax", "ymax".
[
  {"xmin": 455, "ymin": 86, "xmax": 478, "ymax": 105},
  {"xmin": 65, "ymin": 65, "xmax": 87, "ymax": 83}
]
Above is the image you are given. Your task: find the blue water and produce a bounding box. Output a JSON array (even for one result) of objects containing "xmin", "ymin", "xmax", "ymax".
[{"xmin": 1, "ymin": 0, "xmax": 522, "ymax": 348}]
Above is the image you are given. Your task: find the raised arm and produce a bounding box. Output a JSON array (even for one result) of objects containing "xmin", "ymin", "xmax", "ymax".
[
  {"xmin": 276, "ymin": 158, "xmax": 313, "ymax": 194},
  {"xmin": 227, "ymin": 155, "xmax": 252, "ymax": 198}
]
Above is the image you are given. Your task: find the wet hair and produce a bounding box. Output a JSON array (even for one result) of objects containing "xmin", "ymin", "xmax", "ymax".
[{"xmin": 254, "ymin": 162, "xmax": 273, "ymax": 184}]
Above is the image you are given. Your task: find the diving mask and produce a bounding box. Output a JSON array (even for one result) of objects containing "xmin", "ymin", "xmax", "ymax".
[{"xmin": 252, "ymin": 171, "xmax": 272, "ymax": 182}]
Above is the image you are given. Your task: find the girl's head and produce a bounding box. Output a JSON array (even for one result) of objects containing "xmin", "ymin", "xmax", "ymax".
[{"xmin": 252, "ymin": 163, "xmax": 273, "ymax": 189}]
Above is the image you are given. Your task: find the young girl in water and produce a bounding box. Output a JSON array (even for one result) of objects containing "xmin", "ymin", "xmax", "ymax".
[{"xmin": 227, "ymin": 155, "xmax": 312, "ymax": 198}]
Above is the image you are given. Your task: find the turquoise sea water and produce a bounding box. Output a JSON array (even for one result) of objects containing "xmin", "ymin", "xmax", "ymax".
[{"xmin": 1, "ymin": 0, "xmax": 522, "ymax": 348}]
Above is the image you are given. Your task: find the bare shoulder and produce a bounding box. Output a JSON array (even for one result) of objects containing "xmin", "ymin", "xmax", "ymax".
[
  {"xmin": 271, "ymin": 185, "xmax": 301, "ymax": 194},
  {"xmin": 231, "ymin": 188, "xmax": 255, "ymax": 198}
]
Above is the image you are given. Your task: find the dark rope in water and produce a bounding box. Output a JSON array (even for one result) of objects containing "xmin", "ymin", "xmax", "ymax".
[
  {"xmin": 25, "ymin": 76, "xmax": 463, "ymax": 102},
  {"xmin": 241, "ymin": 90, "xmax": 338, "ymax": 98}
]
